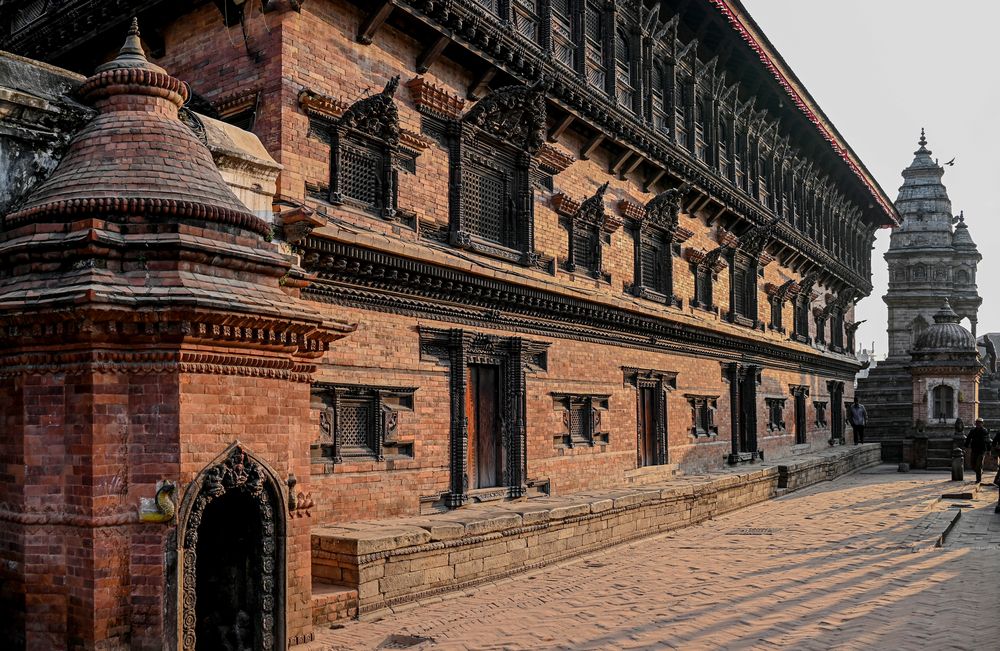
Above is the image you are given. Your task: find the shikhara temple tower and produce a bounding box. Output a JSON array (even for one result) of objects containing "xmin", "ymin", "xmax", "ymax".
[{"xmin": 857, "ymin": 130, "xmax": 982, "ymax": 466}]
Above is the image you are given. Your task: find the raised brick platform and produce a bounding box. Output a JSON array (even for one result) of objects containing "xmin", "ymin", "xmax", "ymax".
[{"xmin": 312, "ymin": 444, "xmax": 881, "ymax": 620}]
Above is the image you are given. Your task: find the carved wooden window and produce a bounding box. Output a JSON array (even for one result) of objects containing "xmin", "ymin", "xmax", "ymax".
[
  {"xmin": 450, "ymin": 84, "xmax": 544, "ymax": 263},
  {"xmin": 830, "ymin": 308, "xmax": 845, "ymax": 351},
  {"xmin": 562, "ymin": 182, "xmax": 615, "ymax": 279},
  {"xmin": 550, "ymin": 0, "xmax": 578, "ymax": 70},
  {"xmin": 686, "ymin": 395, "xmax": 718, "ymax": 438},
  {"xmin": 331, "ymin": 78, "xmax": 399, "ymax": 220},
  {"xmin": 770, "ymin": 296, "xmax": 783, "ymax": 332},
  {"xmin": 552, "ymin": 394, "xmax": 610, "ymax": 447},
  {"xmin": 814, "ymin": 309, "xmax": 827, "ymax": 345},
  {"xmin": 693, "ymin": 266, "xmax": 713, "ymax": 309},
  {"xmin": 311, "ymin": 384, "xmax": 416, "ymax": 463},
  {"xmin": 675, "ymin": 77, "xmax": 692, "ymax": 149},
  {"xmin": 571, "ymin": 223, "xmax": 599, "ymax": 273},
  {"xmin": 734, "ymin": 126, "xmax": 747, "ymax": 190},
  {"xmin": 793, "ymin": 295, "xmax": 810, "ymax": 342},
  {"xmin": 694, "ymin": 95, "xmax": 711, "ymax": 162},
  {"xmin": 730, "ymin": 254, "xmax": 756, "ymax": 323},
  {"xmin": 932, "ymin": 385, "xmax": 954, "ymax": 421},
  {"xmin": 615, "ymin": 27, "xmax": 636, "ymax": 112},
  {"xmin": 814, "ymin": 401, "xmax": 828, "ymax": 428},
  {"xmin": 639, "ymin": 228, "xmax": 671, "ymax": 296},
  {"xmin": 791, "ymin": 386, "xmax": 809, "ymax": 444},
  {"xmin": 718, "ymin": 115, "xmax": 730, "ymax": 176},
  {"xmin": 513, "ymin": 0, "xmax": 542, "ymax": 43},
  {"xmin": 473, "ymin": 0, "xmax": 501, "ymax": 16},
  {"xmin": 584, "ymin": 2, "xmax": 608, "ymax": 90},
  {"xmin": 766, "ymin": 398, "xmax": 786, "ymax": 433},
  {"xmin": 651, "ymin": 58, "xmax": 673, "ymax": 133}
]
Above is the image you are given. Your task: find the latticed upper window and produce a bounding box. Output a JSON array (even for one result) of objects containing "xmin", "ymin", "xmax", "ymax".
[
  {"xmin": 615, "ymin": 28, "xmax": 635, "ymax": 111},
  {"xmin": 462, "ymin": 162, "xmax": 512, "ymax": 248},
  {"xmin": 641, "ymin": 229, "xmax": 671, "ymax": 295},
  {"xmin": 553, "ymin": 394, "xmax": 609, "ymax": 447},
  {"xmin": 585, "ymin": 4, "xmax": 607, "ymax": 89},
  {"xmin": 473, "ymin": 0, "xmax": 500, "ymax": 15},
  {"xmin": 733, "ymin": 264, "xmax": 751, "ymax": 319},
  {"xmin": 513, "ymin": 0, "xmax": 542, "ymax": 42},
  {"xmin": 311, "ymin": 384, "xmax": 416, "ymax": 463},
  {"xmin": 651, "ymin": 61, "xmax": 670, "ymax": 134},
  {"xmin": 339, "ymin": 136, "xmax": 385, "ymax": 210},
  {"xmin": 551, "ymin": 0, "xmax": 578, "ymax": 69},
  {"xmin": 573, "ymin": 224, "xmax": 599, "ymax": 272}
]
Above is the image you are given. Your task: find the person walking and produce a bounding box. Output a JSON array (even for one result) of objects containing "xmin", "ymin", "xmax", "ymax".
[
  {"xmin": 847, "ymin": 397, "xmax": 868, "ymax": 445},
  {"xmin": 964, "ymin": 418, "xmax": 991, "ymax": 483}
]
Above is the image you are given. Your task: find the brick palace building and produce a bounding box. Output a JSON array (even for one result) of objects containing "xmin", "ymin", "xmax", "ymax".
[{"xmin": 0, "ymin": 1, "xmax": 897, "ymax": 648}]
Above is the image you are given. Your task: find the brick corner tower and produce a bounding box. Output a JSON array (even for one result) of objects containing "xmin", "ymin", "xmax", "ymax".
[{"xmin": 0, "ymin": 20, "xmax": 353, "ymax": 650}]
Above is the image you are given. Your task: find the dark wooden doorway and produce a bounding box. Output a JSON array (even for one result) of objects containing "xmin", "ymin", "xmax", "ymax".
[
  {"xmin": 738, "ymin": 372, "xmax": 758, "ymax": 454},
  {"xmin": 638, "ymin": 386, "xmax": 660, "ymax": 467},
  {"xmin": 830, "ymin": 381, "xmax": 845, "ymax": 444},
  {"xmin": 467, "ymin": 364, "xmax": 501, "ymax": 489}
]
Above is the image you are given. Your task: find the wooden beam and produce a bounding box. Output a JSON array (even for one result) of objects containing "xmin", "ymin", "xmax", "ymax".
[
  {"xmin": 467, "ymin": 67, "xmax": 497, "ymax": 100},
  {"xmin": 579, "ymin": 134, "xmax": 605, "ymax": 160},
  {"xmin": 706, "ymin": 205, "xmax": 727, "ymax": 226},
  {"xmin": 548, "ymin": 114, "xmax": 575, "ymax": 143},
  {"xmin": 609, "ymin": 150, "xmax": 633, "ymax": 175},
  {"xmin": 623, "ymin": 155, "xmax": 644, "ymax": 178},
  {"xmin": 357, "ymin": 1, "xmax": 394, "ymax": 45},
  {"xmin": 643, "ymin": 168, "xmax": 666, "ymax": 193},
  {"xmin": 416, "ymin": 35, "xmax": 450, "ymax": 74}
]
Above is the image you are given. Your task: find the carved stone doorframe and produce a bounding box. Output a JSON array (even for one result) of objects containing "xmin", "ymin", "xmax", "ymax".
[
  {"xmin": 419, "ymin": 327, "xmax": 549, "ymax": 508},
  {"xmin": 176, "ymin": 442, "xmax": 287, "ymax": 651}
]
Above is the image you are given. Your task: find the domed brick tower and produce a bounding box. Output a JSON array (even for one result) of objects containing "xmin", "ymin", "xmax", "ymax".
[
  {"xmin": 856, "ymin": 130, "xmax": 982, "ymax": 466},
  {"xmin": 0, "ymin": 21, "xmax": 353, "ymax": 649}
]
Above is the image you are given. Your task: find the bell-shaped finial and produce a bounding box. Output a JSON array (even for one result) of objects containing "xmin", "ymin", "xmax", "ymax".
[{"xmin": 95, "ymin": 17, "xmax": 166, "ymax": 74}]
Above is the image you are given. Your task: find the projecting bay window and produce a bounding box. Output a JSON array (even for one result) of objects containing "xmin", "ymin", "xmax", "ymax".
[
  {"xmin": 584, "ymin": 3, "xmax": 608, "ymax": 92},
  {"xmin": 651, "ymin": 60, "xmax": 671, "ymax": 134},
  {"xmin": 513, "ymin": 0, "xmax": 542, "ymax": 44},
  {"xmin": 552, "ymin": 394, "xmax": 610, "ymax": 448},
  {"xmin": 615, "ymin": 28, "xmax": 637, "ymax": 112},
  {"xmin": 550, "ymin": 0, "xmax": 578, "ymax": 70}
]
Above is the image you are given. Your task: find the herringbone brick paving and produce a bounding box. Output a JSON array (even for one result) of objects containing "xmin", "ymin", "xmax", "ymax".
[{"xmin": 315, "ymin": 467, "xmax": 1000, "ymax": 649}]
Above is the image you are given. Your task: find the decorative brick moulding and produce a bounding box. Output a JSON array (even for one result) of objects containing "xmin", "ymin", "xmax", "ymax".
[
  {"xmin": 405, "ymin": 76, "xmax": 465, "ymax": 119},
  {"xmin": 535, "ymin": 142, "xmax": 575, "ymax": 175}
]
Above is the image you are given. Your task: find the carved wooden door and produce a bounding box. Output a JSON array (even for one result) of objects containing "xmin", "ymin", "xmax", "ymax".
[
  {"xmin": 639, "ymin": 387, "xmax": 657, "ymax": 467},
  {"xmin": 738, "ymin": 373, "xmax": 758, "ymax": 453},
  {"xmin": 467, "ymin": 365, "xmax": 500, "ymax": 488}
]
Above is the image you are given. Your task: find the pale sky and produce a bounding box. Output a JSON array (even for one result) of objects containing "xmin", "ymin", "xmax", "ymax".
[{"xmin": 741, "ymin": 0, "xmax": 1000, "ymax": 358}]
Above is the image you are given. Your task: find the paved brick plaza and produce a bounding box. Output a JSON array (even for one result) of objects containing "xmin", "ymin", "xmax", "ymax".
[{"xmin": 318, "ymin": 468, "xmax": 1000, "ymax": 650}]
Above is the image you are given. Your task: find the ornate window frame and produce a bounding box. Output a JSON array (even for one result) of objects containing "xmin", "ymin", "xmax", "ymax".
[
  {"xmin": 687, "ymin": 247, "xmax": 726, "ymax": 312},
  {"xmin": 685, "ymin": 394, "xmax": 719, "ymax": 438},
  {"xmin": 813, "ymin": 400, "xmax": 828, "ymax": 428},
  {"xmin": 765, "ymin": 279, "xmax": 799, "ymax": 334},
  {"xmin": 629, "ymin": 184, "xmax": 689, "ymax": 304},
  {"xmin": 551, "ymin": 393, "xmax": 611, "ymax": 447},
  {"xmin": 311, "ymin": 383, "xmax": 416, "ymax": 464},
  {"xmin": 554, "ymin": 182, "xmax": 621, "ymax": 280},
  {"xmin": 765, "ymin": 397, "xmax": 786, "ymax": 433},
  {"xmin": 448, "ymin": 83, "xmax": 546, "ymax": 265},
  {"xmin": 330, "ymin": 76, "xmax": 401, "ymax": 220}
]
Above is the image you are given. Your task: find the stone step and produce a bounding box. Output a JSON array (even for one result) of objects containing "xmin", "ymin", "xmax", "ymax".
[
  {"xmin": 312, "ymin": 581, "xmax": 358, "ymax": 627},
  {"xmin": 622, "ymin": 463, "xmax": 680, "ymax": 485}
]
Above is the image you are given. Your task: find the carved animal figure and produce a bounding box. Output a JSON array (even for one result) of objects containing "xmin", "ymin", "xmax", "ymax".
[{"xmin": 139, "ymin": 480, "xmax": 176, "ymax": 523}]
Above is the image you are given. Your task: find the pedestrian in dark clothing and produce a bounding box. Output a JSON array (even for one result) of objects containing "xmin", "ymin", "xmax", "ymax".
[
  {"xmin": 964, "ymin": 418, "xmax": 991, "ymax": 483},
  {"xmin": 848, "ymin": 397, "xmax": 868, "ymax": 445}
]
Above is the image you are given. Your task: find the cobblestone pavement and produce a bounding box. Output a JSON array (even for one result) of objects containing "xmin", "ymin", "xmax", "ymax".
[{"xmin": 316, "ymin": 467, "xmax": 1000, "ymax": 650}]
